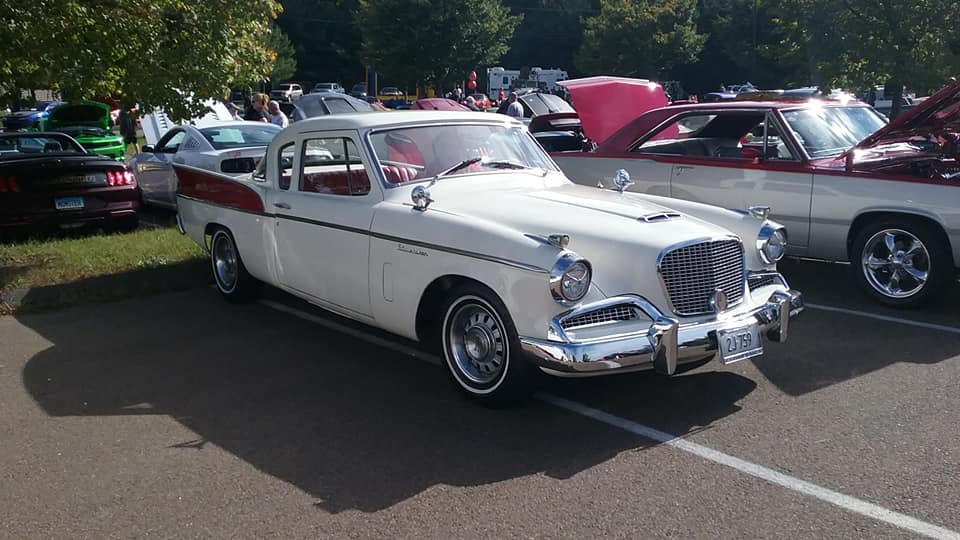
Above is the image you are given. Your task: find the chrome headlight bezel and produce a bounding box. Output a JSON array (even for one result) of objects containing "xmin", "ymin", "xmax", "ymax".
[
  {"xmin": 757, "ymin": 222, "xmax": 787, "ymax": 264},
  {"xmin": 549, "ymin": 252, "xmax": 592, "ymax": 304}
]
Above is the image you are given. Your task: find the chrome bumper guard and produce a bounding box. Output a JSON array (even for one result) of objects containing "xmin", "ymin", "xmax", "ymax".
[{"xmin": 520, "ymin": 287, "xmax": 803, "ymax": 376}]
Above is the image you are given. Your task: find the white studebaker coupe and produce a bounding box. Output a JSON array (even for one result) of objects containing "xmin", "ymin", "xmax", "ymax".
[{"xmin": 173, "ymin": 111, "xmax": 803, "ymax": 405}]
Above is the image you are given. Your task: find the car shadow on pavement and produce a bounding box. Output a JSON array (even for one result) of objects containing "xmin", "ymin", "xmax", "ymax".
[{"xmin": 18, "ymin": 289, "xmax": 756, "ymax": 514}]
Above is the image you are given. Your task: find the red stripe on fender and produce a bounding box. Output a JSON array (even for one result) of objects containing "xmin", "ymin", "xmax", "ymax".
[{"xmin": 174, "ymin": 164, "xmax": 265, "ymax": 213}]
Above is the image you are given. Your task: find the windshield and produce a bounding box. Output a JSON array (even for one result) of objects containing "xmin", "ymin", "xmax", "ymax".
[
  {"xmin": 781, "ymin": 105, "xmax": 887, "ymax": 158},
  {"xmin": 0, "ymin": 135, "xmax": 85, "ymax": 158},
  {"xmin": 368, "ymin": 123, "xmax": 558, "ymax": 184},
  {"xmin": 199, "ymin": 124, "xmax": 280, "ymax": 150}
]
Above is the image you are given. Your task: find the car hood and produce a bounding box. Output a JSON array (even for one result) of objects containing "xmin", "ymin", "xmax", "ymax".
[
  {"xmin": 854, "ymin": 79, "xmax": 960, "ymax": 151},
  {"xmin": 141, "ymin": 100, "xmax": 234, "ymax": 146},
  {"xmin": 558, "ymin": 76, "xmax": 668, "ymax": 145},
  {"xmin": 427, "ymin": 178, "xmax": 734, "ymax": 253},
  {"xmin": 44, "ymin": 101, "xmax": 110, "ymax": 130}
]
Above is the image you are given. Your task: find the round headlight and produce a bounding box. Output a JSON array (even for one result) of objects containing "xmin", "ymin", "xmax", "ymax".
[
  {"xmin": 550, "ymin": 254, "xmax": 592, "ymax": 303},
  {"xmin": 758, "ymin": 223, "xmax": 787, "ymax": 264}
]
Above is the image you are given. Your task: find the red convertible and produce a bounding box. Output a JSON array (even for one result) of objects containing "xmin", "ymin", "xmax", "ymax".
[{"xmin": 544, "ymin": 77, "xmax": 960, "ymax": 307}]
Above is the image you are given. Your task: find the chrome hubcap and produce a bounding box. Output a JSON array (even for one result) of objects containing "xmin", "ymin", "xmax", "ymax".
[
  {"xmin": 862, "ymin": 229, "xmax": 929, "ymax": 298},
  {"xmin": 213, "ymin": 235, "xmax": 238, "ymax": 290},
  {"xmin": 448, "ymin": 302, "xmax": 506, "ymax": 385}
]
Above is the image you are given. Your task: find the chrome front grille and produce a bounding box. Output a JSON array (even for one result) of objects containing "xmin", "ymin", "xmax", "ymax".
[
  {"xmin": 658, "ymin": 239, "xmax": 745, "ymax": 316},
  {"xmin": 561, "ymin": 304, "xmax": 639, "ymax": 330},
  {"xmin": 748, "ymin": 272, "xmax": 780, "ymax": 290}
]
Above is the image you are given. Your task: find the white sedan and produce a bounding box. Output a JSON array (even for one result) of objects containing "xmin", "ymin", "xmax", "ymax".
[
  {"xmin": 173, "ymin": 111, "xmax": 803, "ymax": 405},
  {"xmin": 130, "ymin": 121, "xmax": 280, "ymax": 209}
]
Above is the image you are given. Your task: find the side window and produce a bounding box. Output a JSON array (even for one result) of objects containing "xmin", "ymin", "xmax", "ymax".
[
  {"xmin": 742, "ymin": 114, "xmax": 798, "ymax": 160},
  {"xmin": 277, "ymin": 142, "xmax": 295, "ymax": 190},
  {"xmin": 298, "ymin": 137, "xmax": 368, "ymax": 196},
  {"xmin": 158, "ymin": 130, "xmax": 186, "ymax": 153},
  {"xmin": 632, "ymin": 114, "xmax": 717, "ymax": 157},
  {"xmin": 324, "ymin": 98, "xmax": 357, "ymax": 114}
]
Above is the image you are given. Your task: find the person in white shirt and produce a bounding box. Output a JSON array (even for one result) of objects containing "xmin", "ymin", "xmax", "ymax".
[
  {"xmin": 505, "ymin": 92, "xmax": 523, "ymax": 119},
  {"xmin": 267, "ymin": 100, "xmax": 289, "ymax": 128}
]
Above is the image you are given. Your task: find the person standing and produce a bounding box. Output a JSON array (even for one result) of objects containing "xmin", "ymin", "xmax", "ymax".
[
  {"xmin": 505, "ymin": 92, "xmax": 523, "ymax": 119},
  {"xmin": 267, "ymin": 100, "xmax": 289, "ymax": 128},
  {"xmin": 119, "ymin": 106, "xmax": 139, "ymax": 154},
  {"xmin": 244, "ymin": 93, "xmax": 269, "ymax": 122}
]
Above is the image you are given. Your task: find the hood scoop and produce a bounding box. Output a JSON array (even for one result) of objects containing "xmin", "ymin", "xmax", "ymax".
[{"xmin": 640, "ymin": 211, "xmax": 682, "ymax": 223}]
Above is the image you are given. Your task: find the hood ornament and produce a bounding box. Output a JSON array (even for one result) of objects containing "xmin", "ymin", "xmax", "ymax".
[
  {"xmin": 411, "ymin": 185, "xmax": 433, "ymax": 211},
  {"xmin": 613, "ymin": 169, "xmax": 633, "ymax": 193}
]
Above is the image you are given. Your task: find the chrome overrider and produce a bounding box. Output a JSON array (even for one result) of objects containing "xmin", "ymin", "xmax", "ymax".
[{"xmin": 519, "ymin": 278, "xmax": 803, "ymax": 376}]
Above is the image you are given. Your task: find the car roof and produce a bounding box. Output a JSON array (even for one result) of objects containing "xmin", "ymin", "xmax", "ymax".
[{"xmin": 291, "ymin": 111, "xmax": 520, "ymax": 131}]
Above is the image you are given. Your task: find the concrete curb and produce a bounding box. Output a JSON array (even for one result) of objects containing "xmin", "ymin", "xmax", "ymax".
[{"xmin": 0, "ymin": 260, "xmax": 211, "ymax": 315}]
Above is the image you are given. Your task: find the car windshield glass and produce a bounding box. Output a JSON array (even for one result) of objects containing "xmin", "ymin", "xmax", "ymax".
[
  {"xmin": 0, "ymin": 135, "xmax": 84, "ymax": 158},
  {"xmin": 781, "ymin": 105, "xmax": 887, "ymax": 158},
  {"xmin": 368, "ymin": 123, "xmax": 558, "ymax": 184},
  {"xmin": 199, "ymin": 124, "xmax": 280, "ymax": 149}
]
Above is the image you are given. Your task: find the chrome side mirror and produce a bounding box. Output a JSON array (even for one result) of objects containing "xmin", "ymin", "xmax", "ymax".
[
  {"xmin": 411, "ymin": 185, "xmax": 433, "ymax": 211},
  {"xmin": 614, "ymin": 168, "xmax": 633, "ymax": 193}
]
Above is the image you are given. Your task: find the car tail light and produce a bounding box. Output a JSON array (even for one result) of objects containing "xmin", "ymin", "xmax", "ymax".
[
  {"xmin": 106, "ymin": 169, "xmax": 136, "ymax": 186},
  {"xmin": 0, "ymin": 176, "xmax": 19, "ymax": 193}
]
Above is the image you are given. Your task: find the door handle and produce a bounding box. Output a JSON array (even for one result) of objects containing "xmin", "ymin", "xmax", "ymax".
[
  {"xmin": 273, "ymin": 202, "xmax": 291, "ymax": 210},
  {"xmin": 673, "ymin": 165, "xmax": 694, "ymax": 176}
]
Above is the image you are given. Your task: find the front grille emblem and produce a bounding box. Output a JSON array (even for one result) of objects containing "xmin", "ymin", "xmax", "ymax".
[{"xmin": 709, "ymin": 288, "xmax": 728, "ymax": 314}]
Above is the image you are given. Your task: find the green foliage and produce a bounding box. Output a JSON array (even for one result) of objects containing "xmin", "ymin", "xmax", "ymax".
[
  {"xmin": 267, "ymin": 23, "xmax": 298, "ymax": 83},
  {"xmin": 0, "ymin": 0, "xmax": 282, "ymax": 118},
  {"xmin": 357, "ymin": 0, "xmax": 522, "ymax": 89},
  {"xmin": 500, "ymin": 0, "xmax": 597, "ymax": 76},
  {"xmin": 574, "ymin": 0, "xmax": 706, "ymax": 79},
  {"xmin": 771, "ymin": 0, "xmax": 960, "ymax": 102},
  {"xmin": 277, "ymin": 0, "xmax": 363, "ymax": 87}
]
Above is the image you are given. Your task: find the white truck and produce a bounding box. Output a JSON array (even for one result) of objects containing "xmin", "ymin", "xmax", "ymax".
[{"xmin": 486, "ymin": 67, "xmax": 569, "ymax": 97}]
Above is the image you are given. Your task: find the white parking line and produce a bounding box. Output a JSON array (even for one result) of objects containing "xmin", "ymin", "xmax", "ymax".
[
  {"xmin": 539, "ymin": 394, "xmax": 960, "ymax": 540},
  {"xmin": 260, "ymin": 297, "xmax": 960, "ymax": 539},
  {"xmin": 807, "ymin": 303, "xmax": 960, "ymax": 335}
]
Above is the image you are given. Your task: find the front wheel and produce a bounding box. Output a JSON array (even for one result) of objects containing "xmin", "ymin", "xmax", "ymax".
[
  {"xmin": 210, "ymin": 228, "xmax": 260, "ymax": 303},
  {"xmin": 851, "ymin": 219, "xmax": 952, "ymax": 307},
  {"xmin": 440, "ymin": 284, "xmax": 534, "ymax": 406}
]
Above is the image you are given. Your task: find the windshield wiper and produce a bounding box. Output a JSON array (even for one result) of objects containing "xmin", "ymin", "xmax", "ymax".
[
  {"xmin": 480, "ymin": 159, "xmax": 529, "ymax": 169},
  {"xmin": 428, "ymin": 157, "xmax": 483, "ymax": 184}
]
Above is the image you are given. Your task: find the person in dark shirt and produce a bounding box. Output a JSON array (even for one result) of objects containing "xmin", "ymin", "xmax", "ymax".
[{"xmin": 244, "ymin": 93, "xmax": 269, "ymax": 122}]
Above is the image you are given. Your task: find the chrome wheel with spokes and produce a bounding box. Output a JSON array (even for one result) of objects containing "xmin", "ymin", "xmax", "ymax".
[
  {"xmin": 851, "ymin": 219, "xmax": 951, "ymax": 307},
  {"xmin": 861, "ymin": 228, "xmax": 929, "ymax": 299},
  {"xmin": 440, "ymin": 284, "xmax": 533, "ymax": 405}
]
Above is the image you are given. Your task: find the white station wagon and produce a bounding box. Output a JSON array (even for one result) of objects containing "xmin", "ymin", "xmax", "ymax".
[{"xmin": 173, "ymin": 111, "xmax": 803, "ymax": 405}]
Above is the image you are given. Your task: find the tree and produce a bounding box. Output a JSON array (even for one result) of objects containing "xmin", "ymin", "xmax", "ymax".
[
  {"xmin": 0, "ymin": 0, "xmax": 283, "ymax": 119},
  {"xmin": 277, "ymin": 0, "xmax": 364, "ymax": 88},
  {"xmin": 574, "ymin": 0, "xmax": 706, "ymax": 79},
  {"xmin": 772, "ymin": 0, "xmax": 960, "ymax": 116},
  {"xmin": 356, "ymin": 0, "xmax": 522, "ymax": 91},
  {"xmin": 267, "ymin": 23, "xmax": 298, "ymax": 84},
  {"xmin": 500, "ymin": 0, "xmax": 598, "ymax": 77}
]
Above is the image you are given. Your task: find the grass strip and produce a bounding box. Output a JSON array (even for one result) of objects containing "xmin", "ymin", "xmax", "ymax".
[{"xmin": 1, "ymin": 228, "xmax": 205, "ymax": 290}]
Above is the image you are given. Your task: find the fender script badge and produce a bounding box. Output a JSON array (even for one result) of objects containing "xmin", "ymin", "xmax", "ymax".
[{"xmin": 397, "ymin": 243, "xmax": 428, "ymax": 257}]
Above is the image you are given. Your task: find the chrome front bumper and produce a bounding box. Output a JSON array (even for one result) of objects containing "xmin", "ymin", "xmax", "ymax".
[{"xmin": 520, "ymin": 287, "xmax": 803, "ymax": 376}]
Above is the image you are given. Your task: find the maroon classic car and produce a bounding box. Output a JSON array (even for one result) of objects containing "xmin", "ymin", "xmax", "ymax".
[
  {"xmin": 0, "ymin": 132, "xmax": 139, "ymax": 232},
  {"xmin": 543, "ymin": 78, "xmax": 960, "ymax": 307}
]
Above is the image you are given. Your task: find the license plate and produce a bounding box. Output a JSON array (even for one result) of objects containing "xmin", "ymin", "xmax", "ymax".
[
  {"xmin": 55, "ymin": 196, "xmax": 84, "ymax": 210},
  {"xmin": 717, "ymin": 324, "xmax": 763, "ymax": 364}
]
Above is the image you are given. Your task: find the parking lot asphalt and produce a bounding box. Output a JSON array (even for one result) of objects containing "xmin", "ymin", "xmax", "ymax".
[{"xmin": 2, "ymin": 260, "xmax": 959, "ymax": 539}]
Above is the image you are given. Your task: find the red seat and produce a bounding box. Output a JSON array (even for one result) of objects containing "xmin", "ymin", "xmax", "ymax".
[
  {"xmin": 302, "ymin": 169, "xmax": 370, "ymax": 195},
  {"xmin": 381, "ymin": 165, "xmax": 420, "ymax": 183}
]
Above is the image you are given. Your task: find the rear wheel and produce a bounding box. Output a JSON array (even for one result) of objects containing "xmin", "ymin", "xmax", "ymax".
[
  {"xmin": 851, "ymin": 219, "xmax": 952, "ymax": 307},
  {"xmin": 440, "ymin": 284, "xmax": 534, "ymax": 406},
  {"xmin": 210, "ymin": 228, "xmax": 260, "ymax": 303}
]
